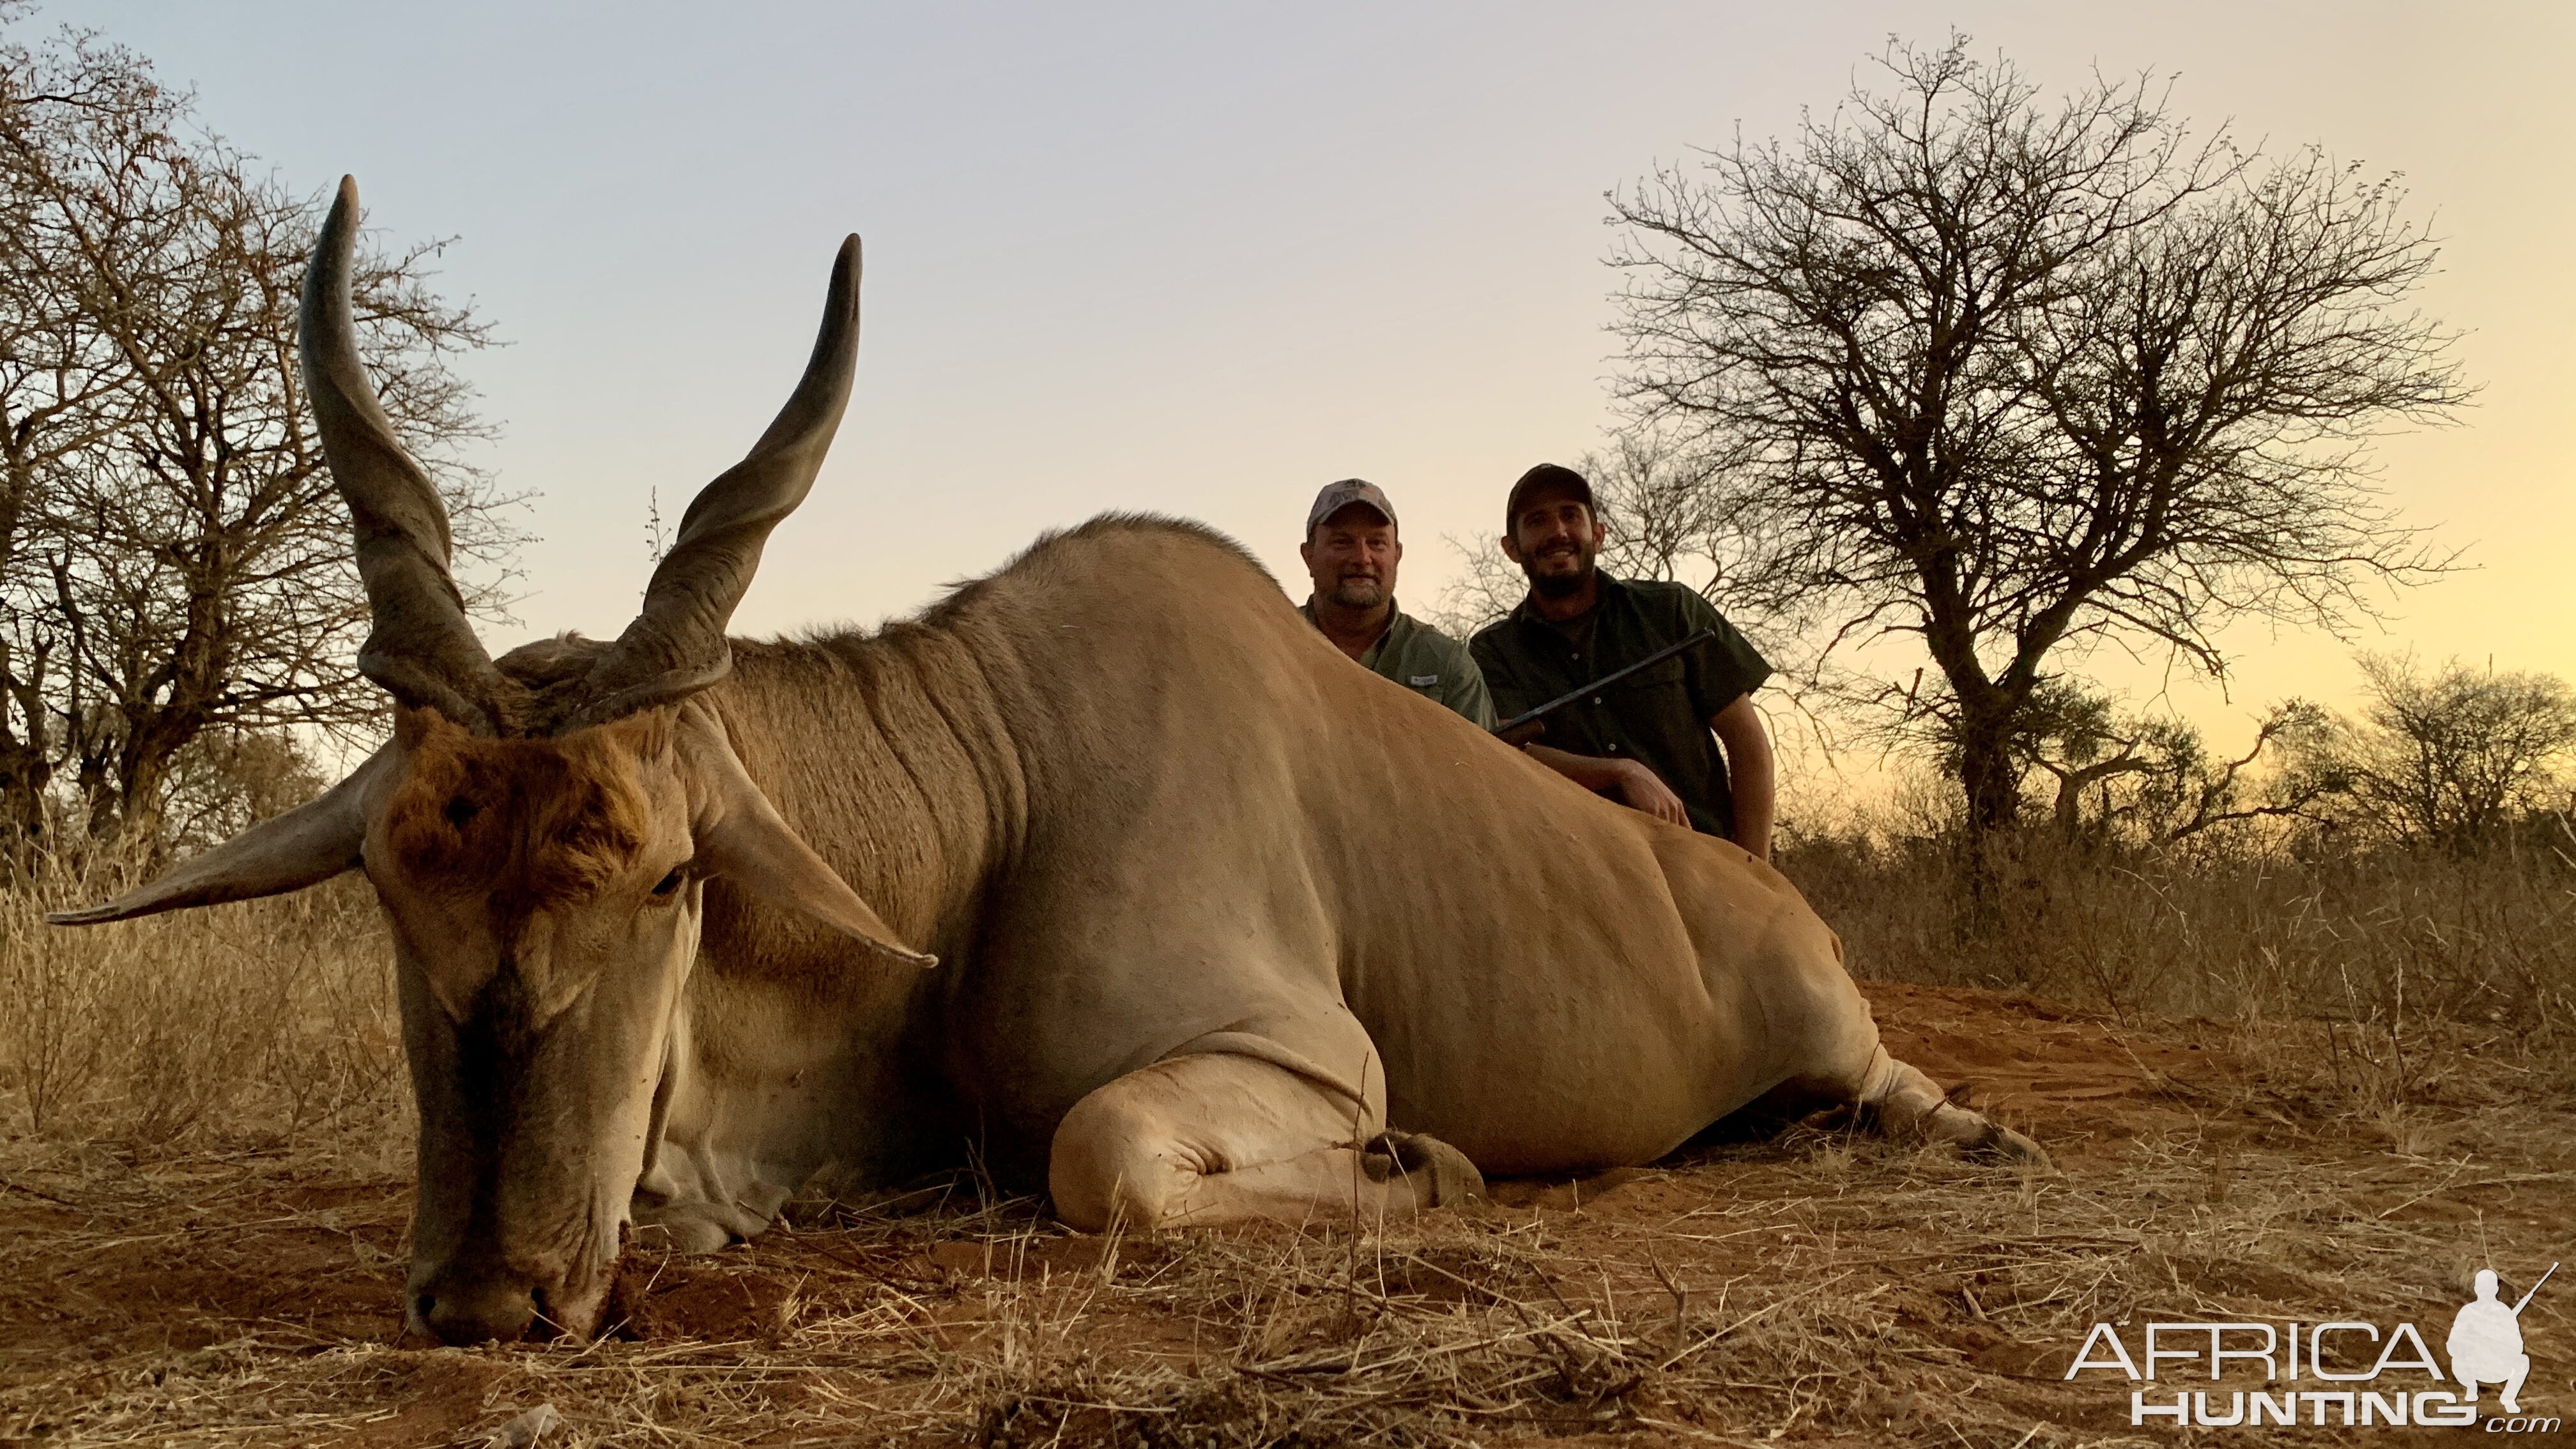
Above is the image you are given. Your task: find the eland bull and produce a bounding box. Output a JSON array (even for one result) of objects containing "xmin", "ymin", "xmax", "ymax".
[{"xmin": 52, "ymin": 179, "xmax": 2043, "ymax": 1346}]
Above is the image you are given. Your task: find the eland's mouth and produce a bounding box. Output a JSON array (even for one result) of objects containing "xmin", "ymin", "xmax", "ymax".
[{"xmin": 411, "ymin": 1271, "xmax": 616, "ymax": 1345}]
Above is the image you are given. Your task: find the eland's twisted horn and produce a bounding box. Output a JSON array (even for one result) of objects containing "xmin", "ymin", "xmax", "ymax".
[
  {"xmin": 303, "ymin": 176, "xmax": 513, "ymax": 735},
  {"xmin": 565, "ymin": 234, "xmax": 862, "ymax": 732}
]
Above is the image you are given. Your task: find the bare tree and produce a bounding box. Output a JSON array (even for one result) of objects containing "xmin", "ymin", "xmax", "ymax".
[
  {"xmin": 1608, "ymin": 36, "xmax": 2468, "ymax": 839},
  {"xmin": 0, "ymin": 17, "xmax": 518, "ymax": 853},
  {"xmin": 0, "ymin": 12, "xmax": 125, "ymax": 845}
]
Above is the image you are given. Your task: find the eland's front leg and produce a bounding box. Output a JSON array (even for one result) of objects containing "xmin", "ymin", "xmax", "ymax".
[{"xmin": 1048, "ymin": 1053, "xmax": 1484, "ymax": 1231}]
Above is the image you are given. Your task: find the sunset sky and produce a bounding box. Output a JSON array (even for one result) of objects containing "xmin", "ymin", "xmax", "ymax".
[{"xmin": 40, "ymin": 1, "xmax": 2576, "ymax": 779}]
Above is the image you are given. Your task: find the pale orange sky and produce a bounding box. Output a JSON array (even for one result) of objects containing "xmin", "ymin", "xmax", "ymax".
[{"xmin": 45, "ymin": 1, "xmax": 2576, "ymax": 778}]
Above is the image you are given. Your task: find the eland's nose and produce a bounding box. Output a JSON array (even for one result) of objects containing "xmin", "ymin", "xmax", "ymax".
[{"xmin": 414, "ymin": 1272, "xmax": 540, "ymax": 1344}]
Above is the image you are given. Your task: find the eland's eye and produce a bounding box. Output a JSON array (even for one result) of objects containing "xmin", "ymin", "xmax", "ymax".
[{"xmin": 651, "ymin": 868, "xmax": 685, "ymax": 898}]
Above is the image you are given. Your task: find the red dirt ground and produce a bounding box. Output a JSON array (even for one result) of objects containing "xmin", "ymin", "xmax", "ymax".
[{"xmin": 1, "ymin": 982, "xmax": 2567, "ymax": 1446}]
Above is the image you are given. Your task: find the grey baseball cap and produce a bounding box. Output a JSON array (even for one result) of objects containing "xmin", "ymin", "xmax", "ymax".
[{"xmin": 1305, "ymin": 478, "xmax": 1397, "ymax": 535}]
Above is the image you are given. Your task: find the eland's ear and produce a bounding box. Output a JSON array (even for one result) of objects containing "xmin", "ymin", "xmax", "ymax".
[
  {"xmin": 46, "ymin": 749, "xmax": 394, "ymax": 926},
  {"xmin": 687, "ymin": 724, "xmax": 934, "ymax": 969}
]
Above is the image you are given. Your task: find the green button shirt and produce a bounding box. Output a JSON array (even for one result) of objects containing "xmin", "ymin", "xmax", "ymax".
[
  {"xmin": 1301, "ymin": 601, "xmax": 1497, "ymax": 731},
  {"xmin": 1469, "ymin": 576, "xmax": 1770, "ymax": 838}
]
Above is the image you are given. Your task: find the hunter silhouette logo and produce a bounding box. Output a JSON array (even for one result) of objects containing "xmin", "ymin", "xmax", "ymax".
[
  {"xmin": 2064, "ymin": 1261, "xmax": 2559, "ymax": 1429},
  {"xmin": 2451, "ymin": 1263, "xmax": 2553, "ymax": 1414}
]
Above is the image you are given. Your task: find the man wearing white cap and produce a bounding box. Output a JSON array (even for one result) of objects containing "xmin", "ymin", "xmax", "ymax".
[{"xmin": 1298, "ymin": 479, "xmax": 1496, "ymax": 730}]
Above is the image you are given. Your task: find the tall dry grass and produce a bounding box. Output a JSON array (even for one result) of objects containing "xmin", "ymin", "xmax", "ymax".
[
  {"xmin": 1784, "ymin": 827, "xmax": 2576, "ymax": 1039},
  {"xmin": 0, "ymin": 850, "xmax": 406, "ymax": 1154}
]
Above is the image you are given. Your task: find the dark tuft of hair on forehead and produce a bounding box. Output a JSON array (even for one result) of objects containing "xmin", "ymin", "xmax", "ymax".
[{"xmin": 384, "ymin": 710, "xmax": 667, "ymax": 908}]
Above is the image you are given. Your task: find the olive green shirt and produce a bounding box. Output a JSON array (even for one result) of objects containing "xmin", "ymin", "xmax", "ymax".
[
  {"xmin": 1300, "ymin": 601, "xmax": 1497, "ymax": 730},
  {"xmin": 1469, "ymin": 576, "xmax": 1770, "ymax": 838}
]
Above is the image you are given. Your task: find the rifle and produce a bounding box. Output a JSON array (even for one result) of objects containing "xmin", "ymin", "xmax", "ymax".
[
  {"xmin": 2511, "ymin": 1262, "xmax": 2557, "ymax": 1315},
  {"xmin": 1491, "ymin": 628, "xmax": 1716, "ymax": 747}
]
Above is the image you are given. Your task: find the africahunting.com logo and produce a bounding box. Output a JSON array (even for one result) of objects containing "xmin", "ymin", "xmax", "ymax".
[{"xmin": 2064, "ymin": 1262, "xmax": 2557, "ymax": 1432}]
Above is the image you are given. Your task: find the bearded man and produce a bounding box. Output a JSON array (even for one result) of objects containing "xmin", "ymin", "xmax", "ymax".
[
  {"xmin": 1298, "ymin": 479, "xmax": 1494, "ymax": 728},
  {"xmin": 1470, "ymin": 463, "xmax": 1776, "ymax": 856}
]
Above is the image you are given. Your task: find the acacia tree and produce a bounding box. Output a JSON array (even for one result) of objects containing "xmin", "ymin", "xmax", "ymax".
[
  {"xmin": 0, "ymin": 17, "xmax": 517, "ymax": 853},
  {"xmin": 1608, "ymin": 36, "xmax": 2467, "ymax": 838},
  {"xmin": 1997, "ymin": 682, "xmax": 2333, "ymax": 847},
  {"xmin": 2283, "ymin": 655, "xmax": 2576, "ymax": 852}
]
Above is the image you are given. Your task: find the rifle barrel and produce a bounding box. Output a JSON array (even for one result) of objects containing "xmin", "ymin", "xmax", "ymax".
[
  {"xmin": 2511, "ymin": 1261, "xmax": 2557, "ymax": 1315},
  {"xmin": 1491, "ymin": 628, "xmax": 1718, "ymax": 738}
]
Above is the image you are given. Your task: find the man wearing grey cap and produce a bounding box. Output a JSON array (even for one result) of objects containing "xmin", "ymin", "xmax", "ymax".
[{"xmin": 1298, "ymin": 479, "xmax": 1496, "ymax": 730}]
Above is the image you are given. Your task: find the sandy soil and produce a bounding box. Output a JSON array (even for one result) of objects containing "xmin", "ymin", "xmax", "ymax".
[{"xmin": 1, "ymin": 982, "xmax": 2567, "ymax": 1447}]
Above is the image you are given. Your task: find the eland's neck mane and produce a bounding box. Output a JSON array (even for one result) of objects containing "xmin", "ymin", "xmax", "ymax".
[
  {"xmin": 701, "ymin": 515, "xmax": 1254, "ymax": 964},
  {"xmin": 620, "ymin": 518, "xmax": 1269, "ymax": 1197},
  {"xmin": 633, "ymin": 601, "xmax": 1040, "ymax": 1193},
  {"xmin": 710, "ymin": 612, "xmax": 1035, "ymax": 970}
]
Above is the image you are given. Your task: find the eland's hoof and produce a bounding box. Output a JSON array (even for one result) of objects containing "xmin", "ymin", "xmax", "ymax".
[
  {"xmin": 1363, "ymin": 1130, "xmax": 1489, "ymax": 1208},
  {"xmin": 1973, "ymin": 1121, "xmax": 2053, "ymax": 1172}
]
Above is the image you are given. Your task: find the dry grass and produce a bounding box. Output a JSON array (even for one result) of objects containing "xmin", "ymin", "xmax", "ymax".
[
  {"xmin": 0, "ymin": 862, "xmax": 407, "ymax": 1150},
  {"xmin": 3, "ymin": 839, "xmax": 2572, "ymax": 1446},
  {"xmin": 1788, "ymin": 829, "xmax": 2576, "ymax": 1043}
]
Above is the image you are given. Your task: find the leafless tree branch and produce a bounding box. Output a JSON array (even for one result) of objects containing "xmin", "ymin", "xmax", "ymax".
[{"xmin": 1604, "ymin": 33, "xmax": 2470, "ymax": 838}]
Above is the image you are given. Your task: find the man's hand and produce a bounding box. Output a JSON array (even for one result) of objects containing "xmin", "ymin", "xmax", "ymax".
[
  {"xmin": 1526, "ymin": 744, "xmax": 1691, "ymax": 827},
  {"xmin": 1608, "ymin": 759, "xmax": 1690, "ymax": 827}
]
